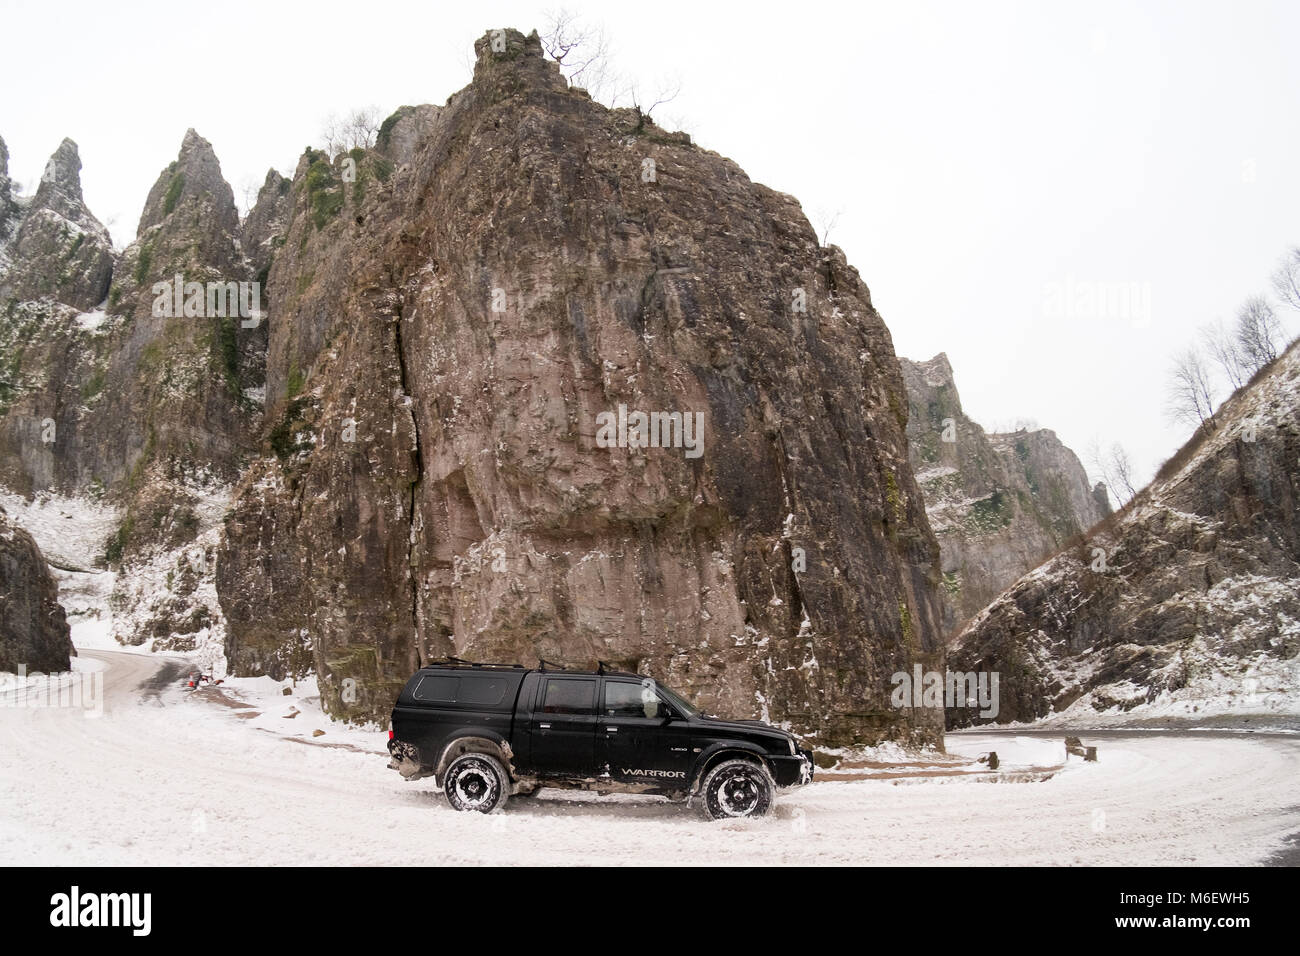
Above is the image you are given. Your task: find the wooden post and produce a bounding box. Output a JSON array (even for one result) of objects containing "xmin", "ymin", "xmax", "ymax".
[{"xmin": 1064, "ymin": 737, "xmax": 1097, "ymax": 761}]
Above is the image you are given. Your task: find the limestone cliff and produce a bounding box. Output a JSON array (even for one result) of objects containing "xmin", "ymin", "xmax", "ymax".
[
  {"xmin": 900, "ymin": 353, "xmax": 1107, "ymax": 636},
  {"xmin": 0, "ymin": 130, "xmax": 260, "ymax": 506},
  {"xmin": 0, "ymin": 131, "xmax": 262, "ymax": 655},
  {"xmin": 0, "ymin": 138, "xmax": 118, "ymax": 497},
  {"xmin": 215, "ymin": 29, "xmax": 946, "ymax": 747}
]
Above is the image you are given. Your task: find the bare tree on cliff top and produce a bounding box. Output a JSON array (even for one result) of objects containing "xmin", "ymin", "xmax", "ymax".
[
  {"xmin": 1201, "ymin": 317, "xmax": 1247, "ymax": 391},
  {"xmin": 541, "ymin": 9, "xmax": 617, "ymax": 103},
  {"xmin": 320, "ymin": 107, "xmax": 381, "ymax": 157},
  {"xmin": 541, "ymin": 10, "xmax": 682, "ymax": 126},
  {"xmin": 811, "ymin": 205, "xmax": 844, "ymax": 247},
  {"xmin": 1088, "ymin": 439, "xmax": 1137, "ymax": 508},
  {"xmin": 1110, "ymin": 443, "xmax": 1138, "ymax": 504},
  {"xmin": 1271, "ymin": 246, "xmax": 1300, "ymax": 314},
  {"xmin": 1166, "ymin": 346, "xmax": 1219, "ymax": 431},
  {"xmin": 1235, "ymin": 296, "xmax": 1283, "ymax": 375}
]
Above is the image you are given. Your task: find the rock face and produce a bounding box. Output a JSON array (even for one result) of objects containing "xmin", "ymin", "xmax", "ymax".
[
  {"xmin": 900, "ymin": 353, "xmax": 1107, "ymax": 636},
  {"xmin": 0, "ymin": 130, "xmax": 262, "ymax": 660},
  {"xmin": 950, "ymin": 342, "xmax": 1300, "ymax": 725},
  {"xmin": 97, "ymin": 127, "xmax": 260, "ymax": 495},
  {"xmin": 87, "ymin": 130, "xmax": 260, "ymax": 651},
  {"xmin": 375, "ymin": 105, "xmax": 439, "ymax": 165},
  {"xmin": 240, "ymin": 169, "xmax": 291, "ymax": 286},
  {"xmin": 0, "ymin": 136, "xmax": 21, "ymax": 255},
  {"xmin": 0, "ymin": 139, "xmax": 118, "ymax": 498},
  {"xmin": 1, "ymin": 129, "xmax": 259, "ymax": 517},
  {"xmin": 0, "ymin": 506, "xmax": 72, "ymax": 672},
  {"xmin": 0, "ymin": 139, "xmax": 113, "ymax": 312},
  {"xmin": 216, "ymin": 29, "xmax": 946, "ymax": 746}
]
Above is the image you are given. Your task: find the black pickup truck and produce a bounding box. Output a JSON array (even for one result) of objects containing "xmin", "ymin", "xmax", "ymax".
[{"xmin": 387, "ymin": 661, "xmax": 813, "ymax": 820}]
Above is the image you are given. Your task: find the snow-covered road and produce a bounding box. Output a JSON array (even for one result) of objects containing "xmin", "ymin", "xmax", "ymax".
[{"xmin": 2, "ymin": 650, "xmax": 1297, "ymax": 866}]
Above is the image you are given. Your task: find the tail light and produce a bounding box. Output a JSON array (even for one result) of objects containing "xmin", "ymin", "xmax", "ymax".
[{"xmin": 388, "ymin": 730, "xmax": 394, "ymax": 740}]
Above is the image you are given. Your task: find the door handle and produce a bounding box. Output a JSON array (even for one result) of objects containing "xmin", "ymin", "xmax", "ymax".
[
  {"xmin": 605, "ymin": 727, "xmax": 619, "ymax": 733},
  {"xmin": 539, "ymin": 723, "xmax": 551, "ymax": 729}
]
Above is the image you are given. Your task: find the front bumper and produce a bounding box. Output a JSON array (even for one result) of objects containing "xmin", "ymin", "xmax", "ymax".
[{"xmin": 769, "ymin": 748, "xmax": 815, "ymax": 787}]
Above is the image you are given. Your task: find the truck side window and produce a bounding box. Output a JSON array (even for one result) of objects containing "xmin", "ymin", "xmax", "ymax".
[
  {"xmin": 604, "ymin": 681, "xmax": 661, "ymax": 718},
  {"xmin": 542, "ymin": 678, "xmax": 596, "ymax": 715}
]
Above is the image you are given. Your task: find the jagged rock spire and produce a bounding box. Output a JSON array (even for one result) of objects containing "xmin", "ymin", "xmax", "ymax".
[
  {"xmin": 0, "ymin": 137, "xmax": 113, "ymax": 310},
  {"xmin": 30, "ymin": 139, "xmax": 105, "ymax": 235},
  {"xmin": 137, "ymin": 128, "xmax": 238, "ymax": 239},
  {"xmin": 37, "ymin": 138, "xmax": 83, "ymax": 196}
]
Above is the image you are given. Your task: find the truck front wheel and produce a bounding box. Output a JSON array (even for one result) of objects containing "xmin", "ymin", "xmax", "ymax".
[
  {"xmin": 442, "ymin": 753, "xmax": 509, "ymax": 814},
  {"xmin": 700, "ymin": 759, "xmax": 775, "ymax": 820}
]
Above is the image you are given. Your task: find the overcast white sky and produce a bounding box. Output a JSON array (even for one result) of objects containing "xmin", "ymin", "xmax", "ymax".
[{"xmin": 2, "ymin": 0, "xmax": 1297, "ymax": 493}]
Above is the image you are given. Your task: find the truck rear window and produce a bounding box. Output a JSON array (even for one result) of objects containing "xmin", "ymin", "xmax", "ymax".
[
  {"xmin": 413, "ymin": 675, "xmax": 459, "ymax": 702},
  {"xmin": 411, "ymin": 673, "xmax": 512, "ymax": 706}
]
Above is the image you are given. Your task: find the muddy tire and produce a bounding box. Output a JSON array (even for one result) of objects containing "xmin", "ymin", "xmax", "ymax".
[
  {"xmin": 699, "ymin": 758, "xmax": 775, "ymax": 821},
  {"xmin": 442, "ymin": 753, "xmax": 510, "ymax": 814}
]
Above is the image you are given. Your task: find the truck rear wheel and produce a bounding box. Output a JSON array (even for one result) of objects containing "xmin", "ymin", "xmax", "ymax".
[
  {"xmin": 700, "ymin": 758, "xmax": 775, "ymax": 820},
  {"xmin": 442, "ymin": 753, "xmax": 509, "ymax": 814}
]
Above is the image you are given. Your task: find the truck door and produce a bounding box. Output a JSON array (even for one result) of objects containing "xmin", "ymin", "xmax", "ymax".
[
  {"xmin": 529, "ymin": 677, "xmax": 598, "ymax": 778},
  {"xmin": 597, "ymin": 678, "xmax": 694, "ymax": 786}
]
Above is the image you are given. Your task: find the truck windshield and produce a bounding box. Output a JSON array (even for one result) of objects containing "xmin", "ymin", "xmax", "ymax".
[{"xmin": 658, "ymin": 684, "xmax": 700, "ymax": 718}]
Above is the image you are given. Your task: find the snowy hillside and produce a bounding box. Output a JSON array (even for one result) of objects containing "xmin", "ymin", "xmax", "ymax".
[{"xmin": 951, "ymin": 341, "xmax": 1300, "ymax": 729}]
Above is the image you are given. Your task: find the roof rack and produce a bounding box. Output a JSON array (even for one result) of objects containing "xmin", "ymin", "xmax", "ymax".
[
  {"xmin": 538, "ymin": 658, "xmax": 568, "ymax": 672},
  {"xmin": 426, "ymin": 657, "xmax": 525, "ymax": 670}
]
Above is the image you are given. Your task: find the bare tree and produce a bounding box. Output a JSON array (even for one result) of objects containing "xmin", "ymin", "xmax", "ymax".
[
  {"xmin": 1235, "ymin": 295, "xmax": 1283, "ymax": 374},
  {"xmin": 320, "ymin": 107, "xmax": 382, "ymax": 156},
  {"xmin": 1086, "ymin": 438, "xmax": 1115, "ymax": 508},
  {"xmin": 1166, "ymin": 346, "xmax": 1219, "ymax": 430},
  {"xmin": 624, "ymin": 76, "xmax": 683, "ymax": 126},
  {"xmin": 540, "ymin": 11, "xmax": 685, "ymax": 125},
  {"xmin": 1087, "ymin": 439, "xmax": 1137, "ymax": 507},
  {"xmin": 1200, "ymin": 318, "xmax": 1246, "ymax": 390},
  {"xmin": 237, "ymin": 174, "xmax": 263, "ymax": 219},
  {"xmin": 1108, "ymin": 443, "xmax": 1138, "ymax": 504},
  {"xmin": 541, "ymin": 9, "xmax": 617, "ymax": 103},
  {"xmin": 1271, "ymin": 245, "xmax": 1300, "ymax": 314},
  {"xmin": 811, "ymin": 205, "xmax": 844, "ymax": 246}
]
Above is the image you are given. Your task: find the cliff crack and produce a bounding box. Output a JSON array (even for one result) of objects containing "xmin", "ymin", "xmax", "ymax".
[
  {"xmin": 772, "ymin": 427, "xmax": 806, "ymax": 640},
  {"xmin": 389, "ymin": 277, "xmax": 426, "ymax": 664}
]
